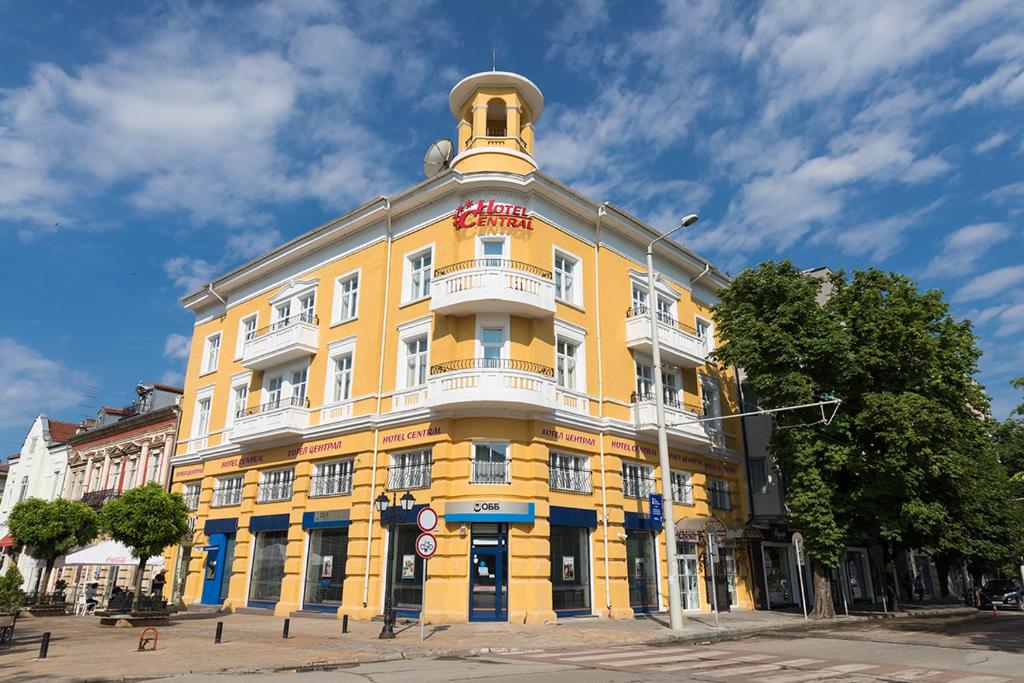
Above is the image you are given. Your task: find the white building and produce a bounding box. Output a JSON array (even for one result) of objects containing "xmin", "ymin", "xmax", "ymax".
[{"xmin": 0, "ymin": 414, "xmax": 77, "ymax": 592}]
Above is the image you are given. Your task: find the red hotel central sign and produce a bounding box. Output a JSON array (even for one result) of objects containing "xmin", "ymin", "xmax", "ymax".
[{"xmin": 453, "ymin": 200, "xmax": 533, "ymax": 230}]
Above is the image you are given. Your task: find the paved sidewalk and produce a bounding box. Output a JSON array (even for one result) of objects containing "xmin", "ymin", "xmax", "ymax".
[{"xmin": 0, "ymin": 605, "xmax": 978, "ymax": 683}]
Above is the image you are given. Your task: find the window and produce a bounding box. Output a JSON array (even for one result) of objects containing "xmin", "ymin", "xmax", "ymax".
[
  {"xmin": 266, "ymin": 375, "xmax": 283, "ymax": 407},
  {"xmin": 553, "ymin": 252, "xmax": 578, "ymax": 304},
  {"xmin": 481, "ymin": 327, "xmax": 504, "ymax": 367},
  {"xmin": 126, "ymin": 459, "xmax": 138, "ymax": 489},
  {"xmin": 146, "ymin": 452, "xmax": 160, "ymax": 483},
  {"xmin": 257, "ymin": 468, "xmax": 294, "ymax": 502},
  {"xmin": 18, "ymin": 476, "xmax": 28, "ymax": 502},
  {"xmin": 300, "ymin": 293, "xmax": 316, "ymax": 323},
  {"xmin": 195, "ymin": 397, "xmax": 212, "ymax": 437},
  {"xmin": 480, "ymin": 237, "xmax": 506, "ymax": 266},
  {"xmin": 182, "ymin": 482, "xmax": 201, "ymax": 510},
  {"xmin": 332, "ymin": 353, "xmax": 353, "ymax": 402},
  {"xmin": 662, "ymin": 371, "xmax": 680, "ymax": 408},
  {"xmin": 622, "ymin": 462, "xmax": 654, "ymax": 499},
  {"xmin": 750, "ymin": 457, "xmax": 769, "ymax": 494},
  {"xmin": 631, "ymin": 285, "xmax": 647, "ymax": 313},
  {"xmin": 408, "ymin": 249, "xmax": 432, "ymax": 301},
  {"xmin": 388, "ymin": 449, "xmax": 432, "ymax": 490},
  {"xmin": 249, "ymin": 530, "xmax": 288, "ymax": 603},
  {"xmin": 556, "ymin": 338, "xmax": 579, "ymax": 389},
  {"xmin": 230, "ymin": 383, "xmax": 249, "ymax": 421},
  {"xmin": 238, "ymin": 315, "xmax": 257, "ymax": 356},
  {"xmin": 336, "ymin": 273, "xmax": 359, "ymax": 323},
  {"xmin": 709, "ymin": 478, "xmax": 731, "ymax": 510},
  {"xmin": 108, "ymin": 461, "xmax": 121, "ymax": 490},
  {"xmin": 472, "ymin": 443, "xmax": 509, "ymax": 484},
  {"xmin": 311, "ymin": 460, "xmax": 353, "ymax": 497},
  {"xmin": 671, "ymin": 471, "xmax": 693, "ymax": 504},
  {"xmin": 696, "ymin": 318, "xmax": 714, "ymax": 350},
  {"xmin": 657, "ymin": 296, "xmax": 675, "ymax": 325},
  {"xmin": 203, "ymin": 334, "xmax": 221, "ymax": 374},
  {"xmin": 275, "ymin": 302, "xmax": 291, "ymax": 327},
  {"xmin": 635, "ymin": 362, "xmax": 654, "ymax": 399},
  {"xmin": 404, "ymin": 336, "xmax": 429, "ymax": 387},
  {"xmin": 291, "ymin": 369, "xmax": 308, "ymax": 403},
  {"xmin": 702, "ymin": 378, "xmax": 725, "ymax": 448},
  {"xmin": 213, "ymin": 475, "xmax": 244, "ymax": 507},
  {"xmin": 549, "ymin": 452, "xmax": 591, "ymax": 493}
]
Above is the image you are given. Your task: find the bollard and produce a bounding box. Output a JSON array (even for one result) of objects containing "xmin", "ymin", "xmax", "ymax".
[
  {"xmin": 39, "ymin": 631, "xmax": 51, "ymax": 659},
  {"xmin": 138, "ymin": 627, "xmax": 159, "ymax": 652},
  {"xmin": 282, "ymin": 618, "xmax": 290, "ymax": 639},
  {"xmin": 342, "ymin": 614, "xmax": 349, "ymax": 634},
  {"xmin": 214, "ymin": 621, "xmax": 223, "ymax": 644}
]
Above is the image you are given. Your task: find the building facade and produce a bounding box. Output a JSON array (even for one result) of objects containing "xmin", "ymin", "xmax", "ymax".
[
  {"xmin": 168, "ymin": 72, "xmax": 752, "ymax": 623},
  {"xmin": 0, "ymin": 414, "xmax": 76, "ymax": 591}
]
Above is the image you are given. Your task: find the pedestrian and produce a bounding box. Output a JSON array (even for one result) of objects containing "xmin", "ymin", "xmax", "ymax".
[
  {"xmin": 914, "ymin": 575, "xmax": 925, "ymax": 603},
  {"xmin": 84, "ymin": 582, "xmax": 99, "ymax": 611},
  {"xmin": 151, "ymin": 570, "xmax": 167, "ymax": 599}
]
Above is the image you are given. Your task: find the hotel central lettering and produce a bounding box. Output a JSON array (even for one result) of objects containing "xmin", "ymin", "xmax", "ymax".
[{"xmin": 453, "ymin": 200, "xmax": 533, "ymax": 230}]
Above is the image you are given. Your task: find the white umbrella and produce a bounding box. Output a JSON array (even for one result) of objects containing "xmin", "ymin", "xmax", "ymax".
[{"xmin": 64, "ymin": 540, "xmax": 165, "ymax": 567}]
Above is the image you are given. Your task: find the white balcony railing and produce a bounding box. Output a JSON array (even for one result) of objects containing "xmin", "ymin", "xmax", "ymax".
[
  {"xmin": 430, "ymin": 260, "xmax": 555, "ymax": 317},
  {"xmin": 319, "ymin": 399, "xmax": 355, "ymax": 425},
  {"xmin": 631, "ymin": 392, "xmax": 710, "ymax": 445},
  {"xmin": 240, "ymin": 313, "xmax": 319, "ymax": 370},
  {"xmin": 427, "ymin": 359, "xmax": 556, "ymax": 411},
  {"xmin": 230, "ymin": 396, "xmax": 310, "ymax": 444},
  {"xmin": 625, "ymin": 306, "xmax": 708, "ymax": 368},
  {"xmin": 553, "ymin": 386, "xmax": 591, "ymax": 416}
]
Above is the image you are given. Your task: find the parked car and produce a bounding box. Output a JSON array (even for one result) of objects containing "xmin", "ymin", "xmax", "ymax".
[{"xmin": 978, "ymin": 579, "xmax": 1023, "ymax": 609}]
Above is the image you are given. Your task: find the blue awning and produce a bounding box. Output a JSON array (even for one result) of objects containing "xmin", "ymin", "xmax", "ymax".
[
  {"xmin": 624, "ymin": 512, "xmax": 660, "ymax": 532},
  {"xmin": 550, "ymin": 506, "xmax": 597, "ymax": 529},
  {"xmin": 204, "ymin": 518, "xmax": 238, "ymax": 535},
  {"xmin": 249, "ymin": 513, "xmax": 290, "ymax": 532}
]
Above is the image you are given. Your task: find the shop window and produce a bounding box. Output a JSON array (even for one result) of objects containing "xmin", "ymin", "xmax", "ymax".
[
  {"xmin": 622, "ymin": 462, "xmax": 654, "ymax": 499},
  {"xmin": 472, "ymin": 443, "xmax": 509, "ymax": 484},
  {"xmin": 388, "ymin": 525, "xmax": 425, "ymax": 613},
  {"xmin": 310, "ymin": 460, "xmax": 353, "ymax": 497},
  {"xmin": 182, "ymin": 482, "xmax": 201, "ymax": 510},
  {"xmin": 257, "ymin": 468, "xmax": 294, "ymax": 503},
  {"xmin": 548, "ymin": 452, "xmax": 591, "ymax": 493},
  {"xmin": 388, "ymin": 449, "xmax": 432, "ymax": 490},
  {"xmin": 550, "ymin": 526, "xmax": 591, "ymax": 613},
  {"xmin": 249, "ymin": 530, "xmax": 288, "ymax": 605},
  {"xmin": 708, "ymin": 478, "xmax": 731, "ymax": 510},
  {"xmin": 212, "ymin": 475, "xmax": 243, "ymax": 507},
  {"xmin": 304, "ymin": 527, "xmax": 348, "ymax": 610},
  {"xmin": 670, "ymin": 471, "xmax": 693, "ymax": 504}
]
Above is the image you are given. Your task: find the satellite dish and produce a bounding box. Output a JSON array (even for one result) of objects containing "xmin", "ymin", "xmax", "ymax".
[{"xmin": 423, "ymin": 138, "xmax": 454, "ymax": 178}]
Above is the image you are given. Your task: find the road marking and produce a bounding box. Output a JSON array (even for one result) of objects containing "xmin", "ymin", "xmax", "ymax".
[
  {"xmin": 655, "ymin": 655, "xmax": 772, "ymax": 673},
  {"xmin": 524, "ymin": 647, "xmax": 632, "ymax": 658},
  {"xmin": 558, "ymin": 646, "xmax": 697, "ymax": 662},
  {"xmin": 826, "ymin": 664, "xmax": 879, "ymax": 673},
  {"xmin": 606, "ymin": 650, "xmax": 732, "ymax": 667},
  {"xmin": 703, "ymin": 664, "xmax": 785, "ymax": 677},
  {"xmin": 945, "ymin": 677, "xmax": 1009, "ymax": 683},
  {"xmin": 756, "ymin": 671, "xmax": 842, "ymax": 683},
  {"xmin": 771, "ymin": 659, "xmax": 826, "ymax": 668},
  {"xmin": 886, "ymin": 670, "xmax": 945, "ymax": 681}
]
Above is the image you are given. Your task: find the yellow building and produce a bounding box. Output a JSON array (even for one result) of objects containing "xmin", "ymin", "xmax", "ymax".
[{"xmin": 168, "ymin": 71, "xmax": 752, "ymax": 624}]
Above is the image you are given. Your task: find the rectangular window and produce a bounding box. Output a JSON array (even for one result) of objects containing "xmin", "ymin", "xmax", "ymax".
[
  {"xmin": 311, "ymin": 460, "xmax": 354, "ymax": 497},
  {"xmin": 203, "ymin": 334, "xmax": 221, "ymax": 373},
  {"xmin": 554, "ymin": 252, "xmax": 577, "ymax": 303},
  {"xmin": 480, "ymin": 327, "xmax": 504, "ymax": 367},
  {"xmin": 622, "ymin": 462, "xmax": 654, "ymax": 499},
  {"xmin": 657, "ymin": 296, "xmax": 675, "ymax": 325},
  {"xmin": 631, "ymin": 285, "xmax": 648, "ymax": 314},
  {"xmin": 405, "ymin": 336, "xmax": 429, "ymax": 387},
  {"xmin": 304, "ymin": 527, "xmax": 347, "ymax": 609},
  {"xmin": 300, "ymin": 294, "xmax": 316, "ymax": 323},
  {"xmin": 662, "ymin": 371, "xmax": 680, "ymax": 408},
  {"xmin": 18, "ymin": 476, "xmax": 29, "ymax": 502},
  {"xmin": 257, "ymin": 468, "xmax": 294, "ymax": 502},
  {"xmin": 238, "ymin": 315, "xmax": 257, "ymax": 356},
  {"xmin": 550, "ymin": 525, "xmax": 591, "ymax": 613},
  {"xmin": 108, "ymin": 461, "xmax": 121, "ymax": 490},
  {"xmin": 231, "ymin": 383, "xmax": 248, "ymax": 421},
  {"xmin": 556, "ymin": 338, "xmax": 578, "ymax": 389},
  {"xmin": 481, "ymin": 238, "xmax": 506, "ymax": 266},
  {"xmin": 267, "ymin": 376, "xmax": 283, "ymax": 406},
  {"xmin": 182, "ymin": 482, "xmax": 201, "ymax": 510},
  {"xmin": 332, "ymin": 354, "xmax": 353, "ymax": 402},
  {"xmin": 275, "ymin": 302, "xmax": 291, "ymax": 327},
  {"xmin": 750, "ymin": 458, "xmax": 769, "ymax": 494},
  {"xmin": 337, "ymin": 274, "xmax": 359, "ymax": 322},
  {"xmin": 671, "ymin": 471, "xmax": 693, "ymax": 504},
  {"xmin": 196, "ymin": 397, "xmax": 212, "ymax": 437},
  {"xmin": 213, "ymin": 475, "xmax": 244, "ymax": 507},
  {"xmin": 472, "ymin": 443, "xmax": 509, "ymax": 484},
  {"xmin": 388, "ymin": 449, "xmax": 432, "ymax": 490},
  {"xmin": 126, "ymin": 459, "xmax": 138, "ymax": 490},
  {"xmin": 696, "ymin": 318, "xmax": 714, "ymax": 349},
  {"xmin": 146, "ymin": 453, "xmax": 160, "ymax": 483},
  {"xmin": 408, "ymin": 250, "xmax": 432, "ymax": 300},
  {"xmin": 249, "ymin": 530, "xmax": 288, "ymax": 604},
  {"xmin": 291, "ymin": 369, "xmax": 308, "ymax": 403},
  {"xmin": 635, "ymin": 362, "xmax": 654, "ymax": 400},
  {"xmin": 702, "ymin": 379, "xmax": 724, "ymax": 448},
  {"xmin": 709, "ymin": 479, "xmax": 731, "ymax": 510},
  {"xmin": 548, "ymin": 452, "xmax": 591, "ymax": 493}
]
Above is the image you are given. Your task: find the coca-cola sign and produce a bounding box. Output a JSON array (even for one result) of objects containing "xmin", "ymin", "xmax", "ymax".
[{"xmin": 453, "ymin": 200, "xmax": 533, "ymax": 230}]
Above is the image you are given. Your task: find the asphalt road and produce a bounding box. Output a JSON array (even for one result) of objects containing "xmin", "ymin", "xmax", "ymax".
[{"xmin": 163, "ymin": 612, "xmax": 1024, "ymax": 683}]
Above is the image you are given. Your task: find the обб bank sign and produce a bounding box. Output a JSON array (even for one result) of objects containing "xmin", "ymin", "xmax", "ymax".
[{"xmin": 453, "ymin": 200, "xmax": 533, "ymax": 230}]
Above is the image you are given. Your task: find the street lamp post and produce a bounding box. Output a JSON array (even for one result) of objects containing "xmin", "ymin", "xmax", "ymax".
[
  {"xmin": 376, "ymin": 490, "xmax": 416, "ymax": 639},
  {"xmin": 646, "ymin": 213, "xmax": 699, "ymax": 632}
]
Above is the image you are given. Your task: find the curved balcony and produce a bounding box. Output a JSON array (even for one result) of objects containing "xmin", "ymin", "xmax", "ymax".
[
  {"xmin": 231, "ymin": 396, "xmax": 310, "ymax": 445},
  {"xmin": 240, "ymin": 313, "xmax": 319, "ymax": 370},
  {"xmin": 430, "ymin": 260, "xmax": 555, "ymax": 317},
  {"xmin": 427, "ymin": 358, "xmax": 555, "ymax": 411},
  {"xmin": 625, "ymin": 306, "xmax": 708, "ymax": 368},
  {"xmin": 630, "ymin": 391, "xmax": 710, "ymax": 446}
]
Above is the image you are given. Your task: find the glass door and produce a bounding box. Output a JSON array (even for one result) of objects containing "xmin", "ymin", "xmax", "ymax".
[
  {"xmin": 470, "ymin": 524, "xmax": 507, "ymax": 621},
  {"xmin": 626, "ymin": 530, "xmax": 658, "ymax": 612},
  {"xmin": 304, "ymin": 528, "xmax": 348, "ymax": 611},
  {"xmin": 676, "ymin": 541, "xmax": 700, "ymax": 610}
]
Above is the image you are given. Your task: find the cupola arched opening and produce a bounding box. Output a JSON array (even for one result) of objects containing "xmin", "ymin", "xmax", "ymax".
[{"xmin": 486, "ymin": 98, "xmax": 507, "ymax": 137}]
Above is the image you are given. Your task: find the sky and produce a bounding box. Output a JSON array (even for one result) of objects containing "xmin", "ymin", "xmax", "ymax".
[{"xmin": 1, "ymin": 0, "xmax": 1023, "ymax": 456}]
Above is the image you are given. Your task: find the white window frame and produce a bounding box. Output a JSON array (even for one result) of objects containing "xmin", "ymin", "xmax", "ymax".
[
  {"xmin": 696, "ymin": 316, "xmax": 715, "ymax": 350},
  {"xmin": 191, "ymin": 386, "xmax": 215, "ymax": 441},
  {"xmin": 702, "ymin": 375, "xmax": 724, "ymax": 448},
  {"xmin": 182, "ymin": 481, "xmax": 201, "ymax": 510},
  {"xmin": 395, "ymin": 316, "xmax": 432, "ymax": 390},
  {"xmin": 236, "ymin": 313, "xmax": 258, "ymax": 359},
  {"xmin": 310, "ymin": 459, "xmax": 354, "ymax": 497},
  {"xmin": 475, "ymin": 314, "xmax": 509, "ymax": 365},
  {"xmin": 622, "ymin": 461, "xmax": 655, "ymax": 499},
  {"xmin": 553, "ymin": 319, "xmax": 587, "ymax": 393},
  {"xmin": 476, "ymin": 235, "xmax": 509, "ymax": 265},
  {"xmin": 261, "ymin": 360, "xmax": 309, "ymax": 410},
  {"xmin": 388, "ymin": 449, "xmax": 433, "ymax": 490},
  {"xmin": 670, "ymin": 470, "xmax": 694, "ymax": 504},
  {"xmin": 708, "ymin": 478, "xmax": 731, "ymax": 510},
  {"xmin": 548, "ymin": 451, "xmax": 591, "ymax": 493},
  {"xmin": 324, "ymin": 337, "xmax": 357, "ymax": 406},
  {"xmin": 228, "ymin": 371, "xmax": 252, "ymax": 429},
  {"xmin": 332, "ymin": 269, "xmax": 361, "ymax": 325},
  {"xmin": 629, "ymin": 272, "xmax": 680, "ymax": 321},
  {"xmin": 403, "ymin": 245, "xmax": 435, "ymax": 304},
  {"xmin": 212, "ymin": 474, "xmax": 244, "ymax": 507},
  {"xmin": 552, "ymin": 247, "xmax": 583, "ymax": 307},
  {"xmin": 257, "ymin": 467, "xmax": 294, "ymax": 503},
  {"xmin": 201, "ymin": 333, "xmax": 221, "ymax": 375},
  {"xmin": 471, "ymin": 442, "xmax": 510, "ymax": 485}
]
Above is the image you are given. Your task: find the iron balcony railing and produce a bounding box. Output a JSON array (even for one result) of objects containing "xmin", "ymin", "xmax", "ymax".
[
  {"xmin": 622, "ymin": 474, "xmax": 656, "ymax": 499},
  {"xmin": 433, "ymin": 259, "xmax": 552, "ymax": 279},
  {"xmin": 80, "ymin": 488, "xmax": 120, "ymax": 508},
  {"xmin": 472, "ymin": 459, "xmax": 509, "ymax": 484},
  {"xmin": 387, "ymin": 462, "xmax": 432, "ymax": 490},
  {"xmin": 238, "ymin": 395, "xmax": 309, "ymax": 418},
  {"xmin": 671, "ymin": 482, "xmax": 695, "ymax": 504},
  {"xmin": 548, "ymin": 464, "xmax": 592, "ymax": 494},
  {"xmin": 248, "ymin": 311, "xmax": 318, "ymax": 341},
  {"xmin": 626, "ymin": 304, "xmax": 699, "ymax": 336},
  {"xmin": 430, "ymin": 358, "xmax": 555, "ymax": 377},
  {"xmin": 309, "ymin": 472, "xmax": 353, "ymax": 497},
  {"xmin": 256, "ymin": 480, "xmax": 293, "ymax": 503},
  {"xmin": 630, "ymin": 391, "xmax": 702, "ymax": 415},
  {"xmin": 182, "ymin": 492, "xmax": 200, "ymax": 510},
  {"xmin": 212, "ymin": 484, "xmax": 243, "ymax": 507}
]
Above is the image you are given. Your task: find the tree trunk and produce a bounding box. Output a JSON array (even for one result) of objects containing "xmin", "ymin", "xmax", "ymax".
[
  {"xmin": 132, "ymin": 557, "xmax": 147, "ymax": 614},
  {"xmin": 809, "ymin": 559, "xmax": 835, "ymax": 619},
  {"xmin": 40, "ymin": 560, "xmax": 54, "ymax": 604}
]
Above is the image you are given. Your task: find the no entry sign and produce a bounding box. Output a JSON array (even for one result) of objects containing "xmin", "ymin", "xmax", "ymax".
[
  {"xmin": 417, "ymin": 506, "xmax": 438, "ymax": 532},
  {"xmin": 416, "ymin": 532, "xmax": 437, "ymax": 559}
]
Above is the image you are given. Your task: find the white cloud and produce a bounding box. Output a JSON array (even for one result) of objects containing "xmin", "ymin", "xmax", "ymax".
[
  {"xmin": 163, "ymin": 333, "xmax": 191, "ymax": 360},
  {"xmin": 922, "ymin": 222, "xmax": 1013, "ymax": 277},
  {"xmin": 160, "ymin": 369, "xmax": 185, "ymax": 387},
  {"xmin": 995, "ymin": 301, "xmax": 1024, "ymax": 336},
  {"xmin": 835, "ymin": 203, "xmax": 942, "ymax": 262},
  {"xmin": 974, "ymin": 131, "xmax": 1011, "ymax": 153},
  {"xmin": 0, "ymin": 338, "xmax": 88, "ymax": 430},
  {"xmin": 164, "ymin": 256, "xmax": 218, "ymax": 293},
  {"xmin": 987, "ymin": 181, "xmax": 1024, "ymax": 203},
  {"xmin": 955, "ymin": 265, "xmax": 1024, "ymax": 302}
]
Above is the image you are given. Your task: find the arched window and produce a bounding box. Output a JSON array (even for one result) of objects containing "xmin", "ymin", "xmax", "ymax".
[{"xmin": 486, "ymin": 98, "xmax": 506, "ymax": 137}]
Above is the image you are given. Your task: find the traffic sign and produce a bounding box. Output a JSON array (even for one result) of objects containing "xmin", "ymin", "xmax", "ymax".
[
  {"xmin": 417, "ymin": 506, "xmax": 438, "ymax": 532},
  {"xmin": 792, "ymin": 532, "xmax": 805, "ymax": 565},
  {"xmin": 415, "ymin": 532, "xmax": 437, "ymax": 559},
  {"xmin": 649, "ymin": 493, "xmax": 663, "ymax": 528}
]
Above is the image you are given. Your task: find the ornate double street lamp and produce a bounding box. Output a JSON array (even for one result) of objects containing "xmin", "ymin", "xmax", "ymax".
[{"xmin": 376, "ymin": 490, "xmax": 416, "ymax": 639}]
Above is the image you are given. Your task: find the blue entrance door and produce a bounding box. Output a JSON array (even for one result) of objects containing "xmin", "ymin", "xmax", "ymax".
[
  {"xmin": 201, "ymin": 533, "xmax": 234, "ymax": 605},
  {"xmin": 470, "ymin": 546, "xmax": 507, "ymax": 621}
]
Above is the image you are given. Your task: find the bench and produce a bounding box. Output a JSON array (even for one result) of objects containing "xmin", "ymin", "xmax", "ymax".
[
  {"xmin": 0, "ymin": 612, "xmax": 18, "ymax": 646},
  {"xmin": 98, "ymin": 593, "xmax": 168, "ymax": 616}
]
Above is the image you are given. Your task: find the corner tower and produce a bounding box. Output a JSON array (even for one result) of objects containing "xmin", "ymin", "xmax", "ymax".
[{"xmin": 448, "ymin": 71, "xmax": 544, "ymax": 175}]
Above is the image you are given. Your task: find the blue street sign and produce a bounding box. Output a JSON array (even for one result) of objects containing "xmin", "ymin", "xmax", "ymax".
[{"xmin": 649, "ymin": 493, "xmax": 664, "ymax": 529}]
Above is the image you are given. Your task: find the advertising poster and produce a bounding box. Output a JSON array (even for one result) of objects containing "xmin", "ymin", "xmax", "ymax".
[
  {"xmin": 562, "ymin": 555, "xmax": 575, "ymax": 582},
  {"xmin": 322, "ymin": 555, "xmax": 334, "ymax": 578},
  {"xmin": 402, "ymin": 554, "xmax": 416, "ymax": 579}
]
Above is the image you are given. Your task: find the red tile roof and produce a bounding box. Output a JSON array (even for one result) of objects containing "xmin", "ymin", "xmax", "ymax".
[
  {"xmin": 152, "ymin": 383, "xmax": 184, "ymax": 394},
  {"xmin": 101, "ymin": 406, "xmax": 126, "ymax": 415},
  {"xmin": 48, "ymin": 419, "xmax": 79, "ymax": 443}
]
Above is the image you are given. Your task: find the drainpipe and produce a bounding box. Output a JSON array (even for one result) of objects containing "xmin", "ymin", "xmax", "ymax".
[
  {"xmin": 595, "ymin": 204, "xmax": 612, "ymax": 614},
  {"xmin": 734, "ymin": 367, "xmax": 761, "ymax": 608},
  {"xmin": 207, "ymin": 283, "xmax": 227, "ymax": 306},
  {"xmin": 691, "ymin": 263, "xmax": 711, "ymax": 287},
  {"xmin": 363, "ymin": 196, "xmax": 394, "ymax": 609}
]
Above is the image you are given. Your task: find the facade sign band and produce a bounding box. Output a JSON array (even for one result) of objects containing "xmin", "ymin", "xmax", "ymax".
[
  {"xmin": 549, "ymin": 505, "xmax": 597, "ymax": 528},
  {"xmin": 444, "ymin": 501, "xmax": 535, "ymax": 523},
  {"xmin": 249, "ymin": 513, "xmax": 290, "ymax": 532},
  {"xmin": 204, "ymin": 518, "xmax": 238, "ymax": 535},
  {"xmin": 301, "ymin": 510, "xmax": 352, "ymax": 529}
]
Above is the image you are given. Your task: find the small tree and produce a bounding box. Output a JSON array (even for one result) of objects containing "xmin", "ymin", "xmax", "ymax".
[
  {"xmin": 99, "ymin": 483, "xmax": 189, "ymax": 613},
  {"xmin": 8, "ymin": 498, "xmax": 98, "ymax": 601},
  {"xmin": 0, "ymin": 565, "xmax": 25, "ymax": 613}
]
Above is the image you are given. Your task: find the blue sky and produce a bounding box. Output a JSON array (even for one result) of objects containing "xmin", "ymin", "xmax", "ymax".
[{"xmin": 2, "ymin": 0, "xmax": 1023, "ymax": 456}]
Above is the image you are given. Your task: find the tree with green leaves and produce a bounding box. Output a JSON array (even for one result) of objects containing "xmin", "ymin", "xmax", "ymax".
[
  {"xmin": 0, "ymin": 565, "xmax": 25, "ymax": 614},
  {"xmin": 713, "ymin": 261, "xmax": 993, "ymax": 617},
  {"xmin": 99, "ymin": 482, "xmax": 189, "ymax": 613},
  {"xmin": 8, "ymin": 498, "xmax": 98, "ymax": 601}
]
